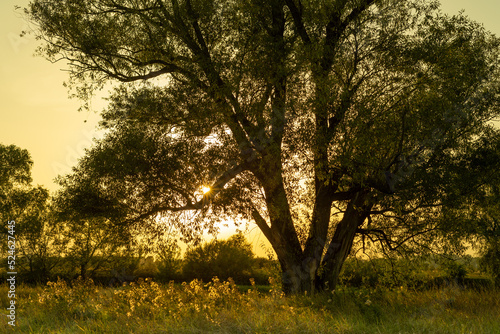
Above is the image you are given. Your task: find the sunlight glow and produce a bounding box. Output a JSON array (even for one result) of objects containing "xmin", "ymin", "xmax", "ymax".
[{"xmin": 202, "ymin": 186, "xmax": 211, "ymax": 194}]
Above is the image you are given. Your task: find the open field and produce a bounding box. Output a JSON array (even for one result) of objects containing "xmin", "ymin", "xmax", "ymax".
[{"xmin": 1, "ymin": 277, "xmax": 499, "ymax": 334}]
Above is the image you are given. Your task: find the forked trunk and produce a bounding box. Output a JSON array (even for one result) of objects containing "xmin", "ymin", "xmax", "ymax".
[
  {"xmin": 318, "ymin": 192, "xmax": 372, "ymax": 290},
  {"xmin": 275, "ymin": 192, "xmax": 372, "ymax": 294},
  {"xmin": 256, "ymin": 151, "xmax": 371, "ymax": 294}
]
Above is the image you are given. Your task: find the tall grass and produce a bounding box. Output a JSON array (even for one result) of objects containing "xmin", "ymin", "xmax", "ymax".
[{"xmin": 1, "ymin": 277, "xmax": 499, "ymax": 333}]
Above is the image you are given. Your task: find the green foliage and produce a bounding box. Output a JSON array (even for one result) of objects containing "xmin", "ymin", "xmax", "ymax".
[
  {"xmin": 337, "ymin": 255, "xmax": 495, "ymax": 290},
  {"xmin": 434, "ymin": 131, "xmax": 500, "ymax": 286},
  {"xmin": 0, "ymin": 143, "xmax": 34, "ymax": 223},
  {"xmin": 0, "ymin": 144, "xmax": 68, "ymax": 283},
  {"xmin": 36, "ymin": 276, "xmax": 100, "ymax": 319},
  {"xmin": 183, "ymin": 234, "xmax": 256, "ymax": 284},
  {"xmin": 476, "ymin": 185, "xmax": 500, "ymax": 287},
  {"xmin": 443, "ymin": 259, "xmax": 468, "ymax": 283},
  {"xmin": 155, "ymin": 241, "xmax": 183, "ymax": 282},
  {"xmin": 14, "ymin": 189, "xmax": 67, "ymax": 283},
  {"xmin": 61, "ymin": 217, "xmax": 132, "ymax": 279},
  {"xmin": 0, "ymin": 143, "xmax": 32, "ymax": 191},
  {"xmin": 481, "ymin": 242, "xmax": 500, "ymax": 287},
  {"xmin": 339, "ymin": 257, "xmax": 432, "ymax": 289}
]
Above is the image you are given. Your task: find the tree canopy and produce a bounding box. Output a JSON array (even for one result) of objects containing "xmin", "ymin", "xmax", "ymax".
[
  {"xmin": 1, "ymin": 143, "xmax": 34, "ymax": 224},
  {"xmin": 0, "ymin": 144, "xmax": 67, "ymax": 282},
  {"xmin": 26, "ymin": 0, "xmax": 500, "ymax": 293},
  {"xmin": 1, "ymin": 143, "xmax": 32, "ymax": 202}
]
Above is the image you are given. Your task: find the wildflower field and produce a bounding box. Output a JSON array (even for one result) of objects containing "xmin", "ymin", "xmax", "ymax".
[{"xmin": 1, "ymin": 277, "xmax": 499, "ymax": 334}]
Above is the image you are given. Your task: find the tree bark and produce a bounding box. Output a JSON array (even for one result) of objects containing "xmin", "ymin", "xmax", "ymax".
[
  {"xmin": 318, "ymin": 191, "xmax": 372, "ymax": 290},
  {"xmin": 302, "ymin": 185, "xmax": 335, "ymax": 293},
  {"xmin": 80, "ymin": 263, "xmax": 87, "ymax": 280}
]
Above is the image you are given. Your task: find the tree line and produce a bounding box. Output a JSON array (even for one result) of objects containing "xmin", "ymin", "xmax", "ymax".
[{"xmin": 2, "ymin": 143, "xmax": 499, "ymax": 287}]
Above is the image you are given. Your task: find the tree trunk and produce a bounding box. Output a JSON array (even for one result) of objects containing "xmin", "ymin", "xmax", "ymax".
[
  {"xmin": 80, "ymin": 263, "xmax": 87, "ymax": 279},
  {"xmin": 302, "ymin": 185, "xmax": 335, "ymax": 293},
  {"xmin": 259, "ymin": 169, "xmax": 373, "ymax": 294},
  {"xmin": 254, "ymin": 145, "xmax": 373, "ymax": 294},
  {"xmin": 279, "ymin": 256, "xmax": 316, "ymax": 294},
  {"xmin": 273, "ymin": 192, "xmax": 371, "ymax": 294},
  {"xmin": 318, "ymin": 191, "xmax": 372, "ymax": 290}
]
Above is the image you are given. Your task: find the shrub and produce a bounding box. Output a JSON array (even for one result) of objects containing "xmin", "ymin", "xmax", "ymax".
[
  {"xmin": 480, "ymin": 242, "xmax": 500, "ymax": 287},
  {"xmin": 182, "ymin": 234, "xmax": 256, "ymax": 284},
  {"xmin": 445, "ymin": 260, "xmax": 468, "ymax": 283},
  {"xmin": 155, "ymin": 241, "xmax": 183, "ymax": 282}
]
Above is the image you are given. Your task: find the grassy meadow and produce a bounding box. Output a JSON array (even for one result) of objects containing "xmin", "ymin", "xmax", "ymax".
[{"xmin": 1, "ymin": 276, "xmax": 499, "ymax": 334}]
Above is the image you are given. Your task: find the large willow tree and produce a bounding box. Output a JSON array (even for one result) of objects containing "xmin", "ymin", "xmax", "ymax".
[{"xmin": 27, "ymin": 0, "xmax": 500, "ymax": 293}]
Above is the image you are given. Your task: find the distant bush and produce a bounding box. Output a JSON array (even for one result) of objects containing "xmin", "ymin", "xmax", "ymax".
[
  {"xmin": 339, "ymin": 258, "xmax": 384, "ymax": 288},
  {"xmin": 444, "ymin": 260, "xmax": 468, "ymax": 283},
  {"xmin": 250, "ymin": 257, "xmax": 280, "ymax": 285},
  {"xmin": 480, "ymin": 242, "xmax": 500, "ymax": 287},
  {"xmin": 182, "ymin": 234, "xmax": 257, "ymax": 284},
  {"xmin": 339, "ymin": 256, "xmax": 443, "ymax": 289},
  {"xmin": 155, "ymin": 241, "xmax": 183, "ymax": 282}
]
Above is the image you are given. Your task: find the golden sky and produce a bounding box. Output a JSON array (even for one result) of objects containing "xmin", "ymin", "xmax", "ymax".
[{"xmin": 1, "ymin": 0, "xmax": 500, "ymax": 193}]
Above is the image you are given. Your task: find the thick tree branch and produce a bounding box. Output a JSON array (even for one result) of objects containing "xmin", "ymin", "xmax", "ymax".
[
  {"xmin": 269, "ymin": 2, "xmax": 287, "ymax": 147},
  {"xmin": 321, "ymin": 0, "xmax": 376, "ymax": 72},
  {"xmin": 284, "ymin": 0, "xmax": 311, "ymax": 45},
  {"xmin": 251, "ymin": 207, "xmax": 273, "ymax": 243},
  {"xmin": 106, "ymin": 65, "xmax": 182, "ymax": 82}
]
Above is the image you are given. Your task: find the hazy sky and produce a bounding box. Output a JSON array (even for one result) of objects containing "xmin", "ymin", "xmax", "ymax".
[{"xmin": 1, "ymin": 0, "xmax": 500, "ymax": 193}]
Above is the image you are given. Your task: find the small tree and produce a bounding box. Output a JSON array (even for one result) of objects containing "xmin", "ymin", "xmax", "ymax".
[
  {"xmin": 481, "ymin": 242, "xmax": 500, "ymax": 287},
  {"xmin": 183, "ymin": 234, "xmax": 255, "ymax": 284},
  {"xmin": 434, "ymin": 133, "xmax": 500, "ymax": 286},
  {"xmin": 14, "ymin": 188, "xmax": 67, "ymax": 283},
  {"xmin": 476, "ymin": 184, "xmax": 500, "ymax": 287},
  {"xmin": 0, "ymin": 143, "xmax": 66, "ymax": 282},
  {"xmin": 0, "ymin": 143, "xmax": 32, "ymax": 223},
  {"xmin": 61, "ymin": 216, "xmax": 132, "ymax": 279}
]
